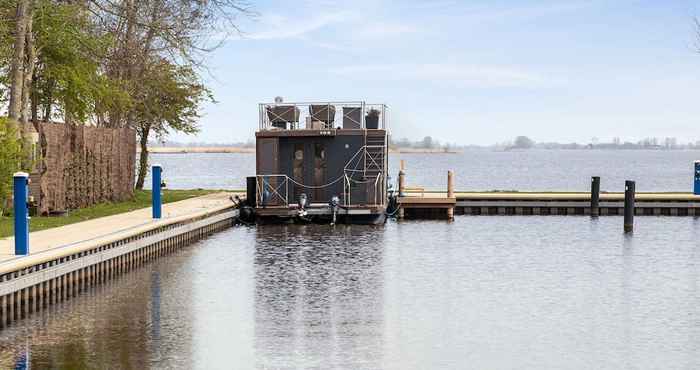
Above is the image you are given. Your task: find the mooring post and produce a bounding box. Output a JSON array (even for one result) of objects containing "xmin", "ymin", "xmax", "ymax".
[
  {"xmin": 624, "ymin": 180, "xmax": 635, "ymax": 233},
  {"xmin": 447, "ymin": 170, "xmax": 455, "ymax": 220},
  {"xmin": 694, "ymin": 161, "xmax": 700, "ymax": 195},
  {"xmin": 591, "ymin": 176, "xmax": 600, "ymax": 217},
  {"xmin": 398, "ymin": 169, "xmax": 406, "ymax": 219},
  {"xmin": 400, "ymin": 160, "xmax": 405, "ymax": 172},
  {"xmin": 13, "ymin": 172, "xmax": 29, "ymax": 255},
  {"xmin": 152, "ymin": 165, "xmax": 162, "ymax": 219}
]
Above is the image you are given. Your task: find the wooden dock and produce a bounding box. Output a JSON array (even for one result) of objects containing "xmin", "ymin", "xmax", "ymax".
[
  {"xmin": 0, "ymin": 193, "xmax": 237, "ymax": 328},
  {"xmin": 399, "ymin": 191, "xmax": 700, "ymax": 218}
]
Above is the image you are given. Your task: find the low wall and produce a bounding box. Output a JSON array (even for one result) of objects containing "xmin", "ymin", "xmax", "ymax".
[{"xmin": 34, "ymin": 123, "xmax": 136, "ymax": 214}]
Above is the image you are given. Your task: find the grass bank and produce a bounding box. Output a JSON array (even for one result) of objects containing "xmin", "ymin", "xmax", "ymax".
[{"xmin": 0, "ymin": 189, "xmax": 219, "ymax": 239}]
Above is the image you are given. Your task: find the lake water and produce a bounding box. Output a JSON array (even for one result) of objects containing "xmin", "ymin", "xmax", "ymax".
[
  {"xmin": 147, "ymin": 149, "xmax": 700, "ymax": 192},
  {"xmin": 3, "ymin": 151, "xmax": 700, "ymax": 369}
]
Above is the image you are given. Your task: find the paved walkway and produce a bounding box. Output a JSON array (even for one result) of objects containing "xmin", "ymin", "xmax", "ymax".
[{"xmin": 0, "ymin": 193, "xmax": 235, "ymax": 267}]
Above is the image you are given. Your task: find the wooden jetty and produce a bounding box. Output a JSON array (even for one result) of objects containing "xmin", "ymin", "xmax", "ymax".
[
  {"xmin": 0, "ymin": 193, "xmax": 237, "ymax": 328},
  {"xmin": 399, "ymin": 190, "xmax": 700, "ymax": 218},
  {"xmin": 396, "ymin": 163, "xmax": 700, "ymax": 219}
]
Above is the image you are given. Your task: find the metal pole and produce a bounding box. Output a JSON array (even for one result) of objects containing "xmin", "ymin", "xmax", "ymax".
[
  {"xmin": 152, "ymin": 165, "xmax": 162, "ymax": 219},
  {"xmin": 13, "ymin": 172, "xmax": 29, "ymax": 255},
  {"xmin": 624, "ymin": 180, "xmax": 635, "ymax": 233},
  {"xmin": 591, "ymin": 176, "xmax": 600, "ymax": 217},
  {"xmin": 694, "ymin": 161, "xmax": 700, "ymax": 195}
]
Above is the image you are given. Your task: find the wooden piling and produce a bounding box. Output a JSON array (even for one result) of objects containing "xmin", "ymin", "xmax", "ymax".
[
  {"xmin": 447, "ymin": 170, "xmax": 455, "ymax": 219},
  {"xmin": 591, "ymin": 176, "xmax": 600, "ymax": 217},
  {"xmin": 624, "ymin": 180, "xmax": 635, "ymax": 233},
  {"xmin": 398, "ymin": 169, "xmax": 406, "ymax": 219}
]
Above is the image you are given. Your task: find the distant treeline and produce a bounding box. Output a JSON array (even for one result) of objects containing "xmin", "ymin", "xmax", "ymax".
[
  {"xmin": 155, "ymin": 135, "xmax": 700, "ymax": 151},
  {"xmin": 498, "ymin": 136, "xmax": 700, "ymax": 150},
  {"xmin": 393, "ymin": 136, "xmax": 700, "ymax": 151},
  {"xmin": 150, "ymin": 140, "xmax": 255, "ymax": 148}
]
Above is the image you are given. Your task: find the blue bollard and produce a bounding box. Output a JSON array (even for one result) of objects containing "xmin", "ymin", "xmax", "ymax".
[
  {"xmin": 694, "ymin": 161, "xmax": 700, "ymax": 195},
  {"xmin": 152, "ymin": 165, "xmax": 162, "ymax": 219},
  {"xmin": 13, "ymin": 172, "xmax": 29, "ymax": 255}
]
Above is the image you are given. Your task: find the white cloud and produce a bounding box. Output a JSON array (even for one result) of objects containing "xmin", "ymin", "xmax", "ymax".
[
  {"xmin": 248, "ymin": 11, "xmax": 353, "ymax": 40},
  {"xmin": 330, "ymin": 63, "xmax": 560, "ymax": 88},
  {"xmin": 352, "ymin": 23, "xmax": 420, "ymax": 39}
]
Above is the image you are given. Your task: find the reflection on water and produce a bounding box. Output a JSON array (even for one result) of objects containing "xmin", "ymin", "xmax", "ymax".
[
  {"xmin": 254, "ymin": 225, "xmax": 384, "ymax": 369},
  {"xmin": 2, "ymin": 218, "xmax": 700, "ymax": 369}
]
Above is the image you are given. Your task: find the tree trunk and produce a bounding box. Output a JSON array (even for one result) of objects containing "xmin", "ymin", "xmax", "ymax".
[
  {"xmin": 31, "ymin": 72, "xmax": 39, "ymax": 124},
  {"xmin": 20, "ymin": 5, "xmax": 36, "ymax": 128},
  {"xmin": 43, "ymin": 78, "xmax": 54, "ymax": 122},
  {"xmin": 8, "ymin": 0, "xmax": 31, "ymax": 123},
  {"xmin": 135, "ymin": 127, "xmax": 150, "ymax": 190}
]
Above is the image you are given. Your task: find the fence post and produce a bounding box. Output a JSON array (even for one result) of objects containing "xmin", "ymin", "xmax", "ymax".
[
  {"xmin": 152, "ymin": 165, "xmax": 162, "ymax": 219},
  {"xmin": 13, "ymin": 172, "xmax": 29, "ymax": 255}
]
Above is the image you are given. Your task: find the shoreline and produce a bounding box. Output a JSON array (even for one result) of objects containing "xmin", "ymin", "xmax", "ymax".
[{"xmin": 146, "ymin": 147, "xmax": 462, "ymax": 154}]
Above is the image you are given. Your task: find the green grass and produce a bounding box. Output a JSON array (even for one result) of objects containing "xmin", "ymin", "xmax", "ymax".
[{"xmin": 0, "ymin": 189, "xmax": 221, "ymax": 238}]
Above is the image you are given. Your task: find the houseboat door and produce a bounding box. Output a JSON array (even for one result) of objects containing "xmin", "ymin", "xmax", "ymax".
[
  {"xmin": 313, "ymin": 143, "xmax": 327, "ymax": 203},
  {"xmin": 292, "ymin": 143, "xmax": 304, "ymax": 202}
]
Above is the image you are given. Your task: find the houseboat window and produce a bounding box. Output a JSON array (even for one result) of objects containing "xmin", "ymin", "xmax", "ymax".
[
  {"xmin": 294, "ymin": 149, "xmax": 303, "ymax": 160},
  {"xmin": 315, "ymin": 145, "xmax": 325, "ymax": 160}
]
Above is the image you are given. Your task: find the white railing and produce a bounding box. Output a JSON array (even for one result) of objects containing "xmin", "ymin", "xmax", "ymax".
[
  {"xmin": 257, "ymin": 145, "xmax": 387, "ymax": 208},
  {"xmin": 342, "ymin": 171, "xmax": 384, "ymax": 207},
  {"xmin": 256, "ymin": 175, "xmax": 289, "ymax": 207},
  {"xmin": 258, "ymin": 101, "xmax": 388, "ymax": 131}
]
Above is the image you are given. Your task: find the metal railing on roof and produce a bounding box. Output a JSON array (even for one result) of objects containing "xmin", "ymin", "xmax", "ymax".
[{"xmin": 258, "ymin": 101, "xmax": 388, "ymax": 131}]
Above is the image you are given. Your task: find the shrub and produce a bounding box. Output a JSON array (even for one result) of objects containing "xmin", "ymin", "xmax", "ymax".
[{"xmin": 0, "ymin": 118, "xmax": 24, "ymax": 216}]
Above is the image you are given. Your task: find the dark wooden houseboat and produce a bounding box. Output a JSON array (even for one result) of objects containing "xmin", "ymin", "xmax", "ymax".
[{"xmin": 250, "ymin": 100, "xmax": 389, "ymax": 224}]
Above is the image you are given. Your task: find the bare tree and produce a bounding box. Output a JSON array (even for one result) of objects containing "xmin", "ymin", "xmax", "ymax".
[
  {"xmin": 7, "ymin": 0, "xmax": 32, "ymax": 124},
  {"xmin": 86, "ymin": 0, "xmax": 252, "ymax": 188}
]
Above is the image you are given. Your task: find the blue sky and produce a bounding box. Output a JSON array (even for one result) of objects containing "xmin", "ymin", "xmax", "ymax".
[{"xmin": 177, "ymin": 0, "xmax": 700, "ymax": 145}]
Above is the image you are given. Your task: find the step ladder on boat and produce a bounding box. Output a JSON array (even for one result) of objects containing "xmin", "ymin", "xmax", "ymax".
[{"xmin": 364, "ymin": 131, "xmax": 386, "ymax": 179}]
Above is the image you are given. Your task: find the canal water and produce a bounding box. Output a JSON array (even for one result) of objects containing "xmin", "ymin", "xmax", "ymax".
[
  {"xmin": 147, "ymin": 149, "xmax": 700, "ymax": 192},
  {"xmin": 2, "ymin": 151, "xmax": 700, "ymax": 369}
]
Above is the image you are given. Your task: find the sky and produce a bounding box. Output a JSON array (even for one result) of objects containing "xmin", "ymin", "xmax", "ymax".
[{"xmin": 174, "ymin": 0, "xmax": 700, "ymax": 146}]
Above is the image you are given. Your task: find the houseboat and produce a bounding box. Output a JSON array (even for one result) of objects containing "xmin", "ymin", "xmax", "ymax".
[{"xmin": 246, "ymin": 99, "xmax": 390, "ymax": 224}]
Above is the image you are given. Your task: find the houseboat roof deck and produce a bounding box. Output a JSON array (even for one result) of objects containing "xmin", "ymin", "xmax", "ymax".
[{"xmin": 258, "ymin": 100, "xmax": 389, "ymax": 132}]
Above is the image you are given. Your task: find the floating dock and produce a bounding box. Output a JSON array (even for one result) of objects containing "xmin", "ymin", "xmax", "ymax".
[
  {"xmin": 398, "ymin": 191, "xmax": 700, "ymax": 218},
  {"xmin": 0, "ymin": 193, "xmax": 237, "ymax": 328}
]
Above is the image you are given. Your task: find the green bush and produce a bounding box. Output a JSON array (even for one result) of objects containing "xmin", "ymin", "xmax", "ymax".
[{"xmin": 0, "ymin": 118, "xmax": 24, "ymax": 216}]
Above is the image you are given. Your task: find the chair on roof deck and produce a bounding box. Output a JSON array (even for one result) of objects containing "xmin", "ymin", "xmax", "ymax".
[
  {"xmin": 266, "ymin": 105, "xmax": 300, "ymax": 129},
  {"xmin": 309, "ymin": 105, "xmax": 336, "ymax": 129},
  {"xmin": 342, "ymin": 107, "xmax": 362, "ymax": 129}
]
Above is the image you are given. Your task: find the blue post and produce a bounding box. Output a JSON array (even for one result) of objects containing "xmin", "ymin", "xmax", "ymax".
[
  {"xmin": 694, "ymin": 161, "xmax": 700, "ymax": 195},
  {"xmin": 13, "ymin": 172, "xmax": 29, "ymax": 255},
  {"xmin": 152, "ymin": 165, "xmax": 162, "ymax": 219}
]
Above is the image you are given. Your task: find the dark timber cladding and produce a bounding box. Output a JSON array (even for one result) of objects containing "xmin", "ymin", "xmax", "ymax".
[{"xmin": 256, "ymin": 129, "xmax": 383, "ymax": 204}]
